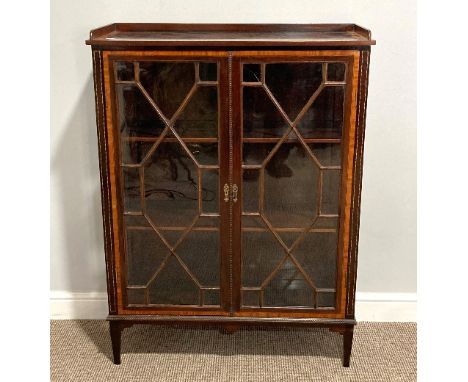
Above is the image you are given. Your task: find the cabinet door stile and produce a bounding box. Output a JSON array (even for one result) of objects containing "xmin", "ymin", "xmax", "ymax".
[
  {"xmin": 218, "ymin": 56, "xmax": 233, "ymax": 312},
  {"xmin": 230, "ymin": 54, "xmax": 243, "ymax": 313}
]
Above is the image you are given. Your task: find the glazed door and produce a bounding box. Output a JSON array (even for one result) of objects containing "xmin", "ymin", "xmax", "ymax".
[
  {"xmin": 232, "ymin": 52, "xmax": 359, "ymax": 315},
  {"xmin": 105, "ymin": 52, "xmax": 231, "ymax": 313}
]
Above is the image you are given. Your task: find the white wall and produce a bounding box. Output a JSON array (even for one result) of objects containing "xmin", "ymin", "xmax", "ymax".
[{"xmin": 51, "ymin": 1, "xmax": 416, "ymax": 309}]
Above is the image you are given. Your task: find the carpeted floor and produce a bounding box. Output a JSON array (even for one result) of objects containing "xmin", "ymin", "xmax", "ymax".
[{"xmin": 50, "ymin": 320, "xmax": 416, "ymax": 381}]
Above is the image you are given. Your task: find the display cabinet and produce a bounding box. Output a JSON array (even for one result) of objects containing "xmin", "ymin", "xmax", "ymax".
[{"xmin": 86, "ymin": 23, "xmax": 375, "ymax": 366}]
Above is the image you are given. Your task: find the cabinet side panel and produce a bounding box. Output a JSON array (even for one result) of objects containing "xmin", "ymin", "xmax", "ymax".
[
  {"xmin": 92, "ymin": 48, "xmax": 118, "ymax": 314},
  {"xmin": 346, "ymin": 49, "xmax": 371, "ymax": 318},
  {"xmin": 336, "ymin": 52, "xmax": 359, "ymax": 317}
]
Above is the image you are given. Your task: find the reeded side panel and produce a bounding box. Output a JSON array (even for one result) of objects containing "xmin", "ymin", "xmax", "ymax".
[
  {"xmin": 114, "ymin": 60, "xmax": 222, "ymax": 307},
  {"xmin": 240, "ymin": 61, "xmax": 347, "ymax": 309}
]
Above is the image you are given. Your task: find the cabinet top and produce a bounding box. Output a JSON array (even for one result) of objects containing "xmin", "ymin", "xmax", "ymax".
[{"xmin": 86, "ymin": 23, "xmax": 375, "ymax": 48}]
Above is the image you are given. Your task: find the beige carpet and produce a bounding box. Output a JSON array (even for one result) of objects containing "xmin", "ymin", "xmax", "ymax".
[{"xmin": 50, "ymin": 320, "xmax": 416, "ymax": 381}]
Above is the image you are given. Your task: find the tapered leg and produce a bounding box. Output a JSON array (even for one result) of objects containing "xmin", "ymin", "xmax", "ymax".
[
  {"xmin": 342, "ymin": 326, "xmax": 354, "ymax": 367},
  {"xmin": 109, "ymin": 321, "xmax": 122, "ymax": 365}
]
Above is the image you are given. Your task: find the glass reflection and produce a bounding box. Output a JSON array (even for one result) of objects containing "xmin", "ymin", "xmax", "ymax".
[{"xmin": 266, "ymin": 63, "xmax": 322, "ymax": 121}]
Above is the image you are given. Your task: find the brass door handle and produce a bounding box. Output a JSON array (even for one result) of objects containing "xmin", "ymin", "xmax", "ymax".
[
  {"xmin": 223, "ymin": 183, "xmax": 229, "ymax": 202},
  {"xmin": 223, "ymin": 183, "xmax": 238, "ymax": 203},
  {"xmin": 232, "ymin": 184, "xmax": 238, "ymax": 203}
]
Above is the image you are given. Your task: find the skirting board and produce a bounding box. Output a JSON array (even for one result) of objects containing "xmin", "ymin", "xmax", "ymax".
[{"xmin": 50, "ymin": 292, "xmax": 416, "ymax": 322}]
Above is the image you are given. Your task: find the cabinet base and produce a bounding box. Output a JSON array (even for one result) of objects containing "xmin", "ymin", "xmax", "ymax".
[{"xmin": 108, "ymin": 315, "xmax": 356, "ymax": 367}]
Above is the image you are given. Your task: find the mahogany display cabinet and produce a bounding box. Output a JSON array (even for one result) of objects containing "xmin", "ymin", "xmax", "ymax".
[{"xmin": 86, "ymin": 23, "xmax": 375, "ymax": 366}]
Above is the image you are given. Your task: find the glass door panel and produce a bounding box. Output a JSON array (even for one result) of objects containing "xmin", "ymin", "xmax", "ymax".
[
  {"xmin": 240, "ymin": 61, "xmax": 346, "ymax": 309},
  {"xmin": 114, "ymin": 60, "xmax": 222, "ymax": 308}
]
